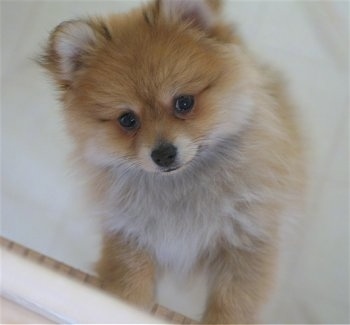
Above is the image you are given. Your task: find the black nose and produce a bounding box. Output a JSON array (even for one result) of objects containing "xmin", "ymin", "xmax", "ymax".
[{"xmin": 151, "ymin": 143, "xmax": 177, "ymax": 168}]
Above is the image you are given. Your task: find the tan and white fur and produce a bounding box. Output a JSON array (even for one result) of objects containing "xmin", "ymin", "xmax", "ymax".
[{"xmin": 40, "ymin": 0, "xmax": 304, "ymax": 323}]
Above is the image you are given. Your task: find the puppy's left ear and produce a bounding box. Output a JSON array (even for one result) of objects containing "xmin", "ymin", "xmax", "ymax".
[{"xmin": 158, "ymin": 0, "xmax": 222, "ymax": 31}]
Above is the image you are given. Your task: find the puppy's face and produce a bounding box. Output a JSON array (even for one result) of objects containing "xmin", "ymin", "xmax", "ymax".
[{"xmin": 42, "ymin": 0, "xmax": 255, "ymax": 174}]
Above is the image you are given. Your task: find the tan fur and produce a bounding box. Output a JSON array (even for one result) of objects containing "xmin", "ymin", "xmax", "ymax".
[
  {"xmin": 96, "ymin": 234, "xmax": 155, "ymax": 309},
  {"xmin": 40, "ymin": 0, "xmax": 304, "ymax": 323},
  {"xmin": 203, "ymin": 241, "xmax": 278, "ymax": 324}
]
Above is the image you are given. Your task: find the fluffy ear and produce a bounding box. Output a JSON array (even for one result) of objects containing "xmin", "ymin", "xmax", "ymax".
[
  {"xmin": 159, "ymin": 0, "xmax": 222, "ymax": 31},
  {"xmin": 40, "ymin": 20, "xmax": 102, "ymax": 85}
]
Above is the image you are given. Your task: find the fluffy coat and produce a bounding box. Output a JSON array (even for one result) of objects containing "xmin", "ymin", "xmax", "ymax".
[{"xmin": 40, "ymin": 0, "xmax": 305, "ymax": 323}]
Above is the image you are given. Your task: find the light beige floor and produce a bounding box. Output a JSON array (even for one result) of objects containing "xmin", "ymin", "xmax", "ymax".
[
  {"xmin": 1, "ymin": 297, "xmax": 55, "ymax": 324},
  {"xmin": 1, "ymin": 1, "xmax": 348, "ymax": 323}
]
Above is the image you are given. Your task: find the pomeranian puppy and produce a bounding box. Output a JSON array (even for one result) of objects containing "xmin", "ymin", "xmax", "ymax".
[{"xmin": 40, "ymin": 0, "xmax": 304, "ymax": 323}]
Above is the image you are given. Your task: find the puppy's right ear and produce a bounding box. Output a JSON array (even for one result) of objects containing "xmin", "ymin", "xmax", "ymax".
[
  {"xmin": 158, "ymin": 0, "xmax": 222, "ymax": 31},
  {"xmin": 39, "ymin": 20, "xmax": 101, "ymax": 87}
]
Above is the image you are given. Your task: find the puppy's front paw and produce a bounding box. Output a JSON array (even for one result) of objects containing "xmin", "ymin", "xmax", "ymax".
[
  {"xmin": 202, "ymin": 309, "xmax": 233, "ymax": 324},
  {"xmin": 202, "ymin": 305, "xmax": 256, "ymax": 324},
  {"xmin": 102, "ymin": 277, "xmax": 155, "ymax": 310}
]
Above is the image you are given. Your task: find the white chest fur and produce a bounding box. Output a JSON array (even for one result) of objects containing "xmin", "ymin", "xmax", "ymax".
[{"xmin": 99, "ymin": 159, "xmax": 268, "ymax": 274}]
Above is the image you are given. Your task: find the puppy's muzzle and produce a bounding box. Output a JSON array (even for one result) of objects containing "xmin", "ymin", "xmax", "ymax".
[{"xmin": 151, "ymin": 143, "xmax": 177, "ymax": 168}]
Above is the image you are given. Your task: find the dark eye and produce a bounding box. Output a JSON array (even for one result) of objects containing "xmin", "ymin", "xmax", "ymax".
[
  {"xmin": 174, "ymin": 95, "xmax": 195, "ymax": 114},
  {"xmin": 118, "ymin": 112, "xmax": 139, "ymax": 130}
]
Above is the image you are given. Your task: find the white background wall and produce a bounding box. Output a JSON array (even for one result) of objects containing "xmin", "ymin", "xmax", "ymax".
[{"xmin": 1, "ymin": 1, "xmax": 348, "ymax": 323}]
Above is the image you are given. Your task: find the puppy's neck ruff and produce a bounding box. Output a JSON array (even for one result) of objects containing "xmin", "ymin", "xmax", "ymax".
[{"xmin": 97, "ymin": 132, "xmax": 270, "ymax": 274}]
